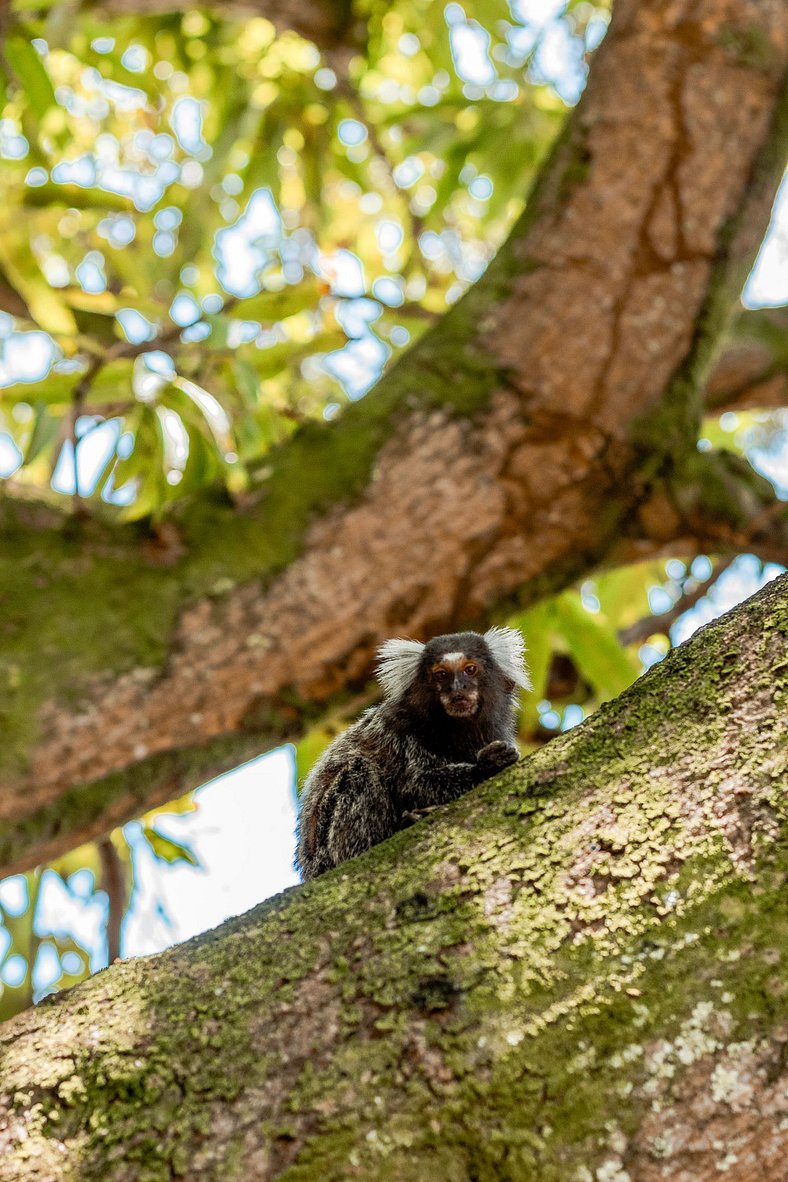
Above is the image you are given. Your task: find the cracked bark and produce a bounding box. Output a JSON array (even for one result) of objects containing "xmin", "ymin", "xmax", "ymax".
[
  {"xmin": 0, "ymin": 574, "xmax": 785, "ymax": 1182},
  {"xmin": 1, "ymin": 0, "xmax": 787, "ymax": 877}
]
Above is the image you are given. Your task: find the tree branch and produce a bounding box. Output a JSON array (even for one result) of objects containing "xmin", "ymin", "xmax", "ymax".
[
  {"xmin": 1, "ymin": 574, "xmax": 786, "ymax": 1181},
  {"xmin": 668, "ymin": 450, "xmax": 788, "ymax": 566},
  {"xmin": 2, "ymin": 0, "xmax": 788, "ymax": 876},
  {"xmin": 619, "ymin": 556, "xmax": 735, "ymax": 646},
  {"xmin": 88, "ymin": 0, "xmax": 362, "ymax": 52},
  {"xmin": 97, "ymin": 837, "xmax": 126, "ymax": 964},
  {"xmin": 705, "ymin": 305, "xmax": 788, "ymax": 413}
]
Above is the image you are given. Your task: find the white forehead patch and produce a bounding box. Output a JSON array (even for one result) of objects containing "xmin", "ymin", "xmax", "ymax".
[
  {"xmin": 484, "ymin": 626, "xmax": 531, "ymax": 691},
  {"xmin": 437, "ymin": 652, "xmax": 465, "ymax": 664},
  {"xmin": 376, "ymin": 638, "xmax": 425, "ymax": 699}
]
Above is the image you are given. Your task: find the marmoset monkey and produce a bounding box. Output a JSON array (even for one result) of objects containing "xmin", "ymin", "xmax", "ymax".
[{"xmin": 295, "ymin": 628, "xmax": 530, "ymax": 880}]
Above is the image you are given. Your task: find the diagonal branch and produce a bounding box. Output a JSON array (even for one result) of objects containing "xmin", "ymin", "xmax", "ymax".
[
  {"xmin": 1, "ymin": 0, "xmax": 788, "ymax": 878},
  {"xmin": 705, "ymin": 304, "xmax": 788, "ymax": 413},
  {"xmin": 619, "ymin": 556, "xmax": 735, "ymax": 646},
  {"xmin": 1, "ymin": 575, "xmax": 786, "ymax": 1181},
  {"xmin": 667, "ymin": 449, "xmax": 788, "ymax": 565}
]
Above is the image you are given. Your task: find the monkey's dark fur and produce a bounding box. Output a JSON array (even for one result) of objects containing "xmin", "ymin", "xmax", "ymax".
[{"xmin": 295, "ymin": 628, "xmax": 530, "ymax": 880}]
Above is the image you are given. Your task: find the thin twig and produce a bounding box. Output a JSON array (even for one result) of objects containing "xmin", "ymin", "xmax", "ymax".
[
  {"xmin": 98, "ymin": 837, "xmax": 126, "ymax": 964},
  {"xmin": 619, "ymin": 556, "xmax": 735, "ymax": 646},
  {"xmin": 77, "ymin": 400, "xmax": 135, "ymax": 420}
]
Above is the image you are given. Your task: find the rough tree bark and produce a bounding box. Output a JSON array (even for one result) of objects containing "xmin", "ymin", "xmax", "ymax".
[
  {"xmin": 0, "ymin": 573, "xmax": 785, "ymax": 1181},
  {"xmin": 1, "ymin": 0, "xmax": 788, "ymax": 877}
]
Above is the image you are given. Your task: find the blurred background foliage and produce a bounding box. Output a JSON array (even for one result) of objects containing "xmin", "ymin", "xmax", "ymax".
[
  {"xmin": 0, "ymin": 0, "xmax": 608, "ymax": 514},
  {"xmin": 0, "ymin": 798, "xmax": 197, "ymax": 1022},
  {"xmin": 0, "ymin": 0, "xmax": 785, "ymax": 1019}
]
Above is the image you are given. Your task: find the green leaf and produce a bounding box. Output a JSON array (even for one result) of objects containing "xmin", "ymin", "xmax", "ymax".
[
  {"xmin": 234, "ymin": 329, "xmax": 348, "ymax": 386},
  {"xmin": 231, "ymin": 276, "xmax": 326, "ymax": 324},
  {"xmin": 295, "ymin": 725, "xmax": 341, "ymax": 789},
  {"xmin": 202, "ymin": 314, "xmax": 231, "ymax": 350},
  {"xmin": 112, "ymin": 405, "xmax": 168, "ymax": 519},
  {"xmin": 4, "ymin": 36, "xmax": 57, "ymax": 121},
  {"xmin": 79, "ymin": 360, "xmax": 135, "ymax": 411},
  {"xmin": 24, "ymin": 402, "xmax": 61, "ymax": 464},
  {"xmin": 171, "ymin": 378, "xmax": 234, "ymax": 452},
  {"xmin": 141, "ymin": 825, "xmax": 199, "ymax": 867},
  {"xmin": 594, "ymin": 561, "xmax": 665, "ymax": 630},
  {"xmin": 549, "ymin": 593, "xmax": 640, "ymax": 701},
  {"xmin": 509, "ymin": 604, "xmax": 553, "ymax": 732},
  {"xmin": 142, "ymin": 796, "xmax": 198, "ymax": 823},
  {"xmin": 22, "ymin": 185, "xmax": 134, "ymax": 213},
  {"xmin": 0, "ymin": 236, "xmax": 77, "ymax": 335},
  {"xmin": 233, "ymin": 357, "xmax": 261, "ymax": 404},
  {"xmin": 0, "ymin": 373, "xmax": 75, "ymax": 407}
]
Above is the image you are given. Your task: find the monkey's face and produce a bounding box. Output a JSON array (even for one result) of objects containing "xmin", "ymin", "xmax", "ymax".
[{"xmin": 430, "ymin": 653, "xmax": 482, "ymax": 719}]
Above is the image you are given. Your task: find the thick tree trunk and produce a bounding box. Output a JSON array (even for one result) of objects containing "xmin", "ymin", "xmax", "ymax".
[
  {"xmin": 1, "ymin": 0, "xmax": 788, "ymax": 877},
  {"xmin": 0, "ymin": 573, "xmax": 785, "ymax": 1181}
]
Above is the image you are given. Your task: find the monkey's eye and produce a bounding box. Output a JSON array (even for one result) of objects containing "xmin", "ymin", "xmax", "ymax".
[
  {"xmin": 434, "ymin": 669, "xmax": 449, "ymax": 682},
  {"xmin": 464, "ymin": 664, "xmax": 478, "ymax": 676}
]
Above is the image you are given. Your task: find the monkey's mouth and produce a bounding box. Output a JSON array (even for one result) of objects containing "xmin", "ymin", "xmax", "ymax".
[{"xmin": 442, "ymin": 694, "xmax": 479, "ymax": 719}]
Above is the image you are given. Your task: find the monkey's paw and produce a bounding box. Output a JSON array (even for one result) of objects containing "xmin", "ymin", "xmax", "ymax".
[
  {"xmin": 399, "ymin": 805, "xmax": 440, "ymax": 828},
  {"xmin": 475, "ymin": 741, "xmax": 519, "ymax": 776}
]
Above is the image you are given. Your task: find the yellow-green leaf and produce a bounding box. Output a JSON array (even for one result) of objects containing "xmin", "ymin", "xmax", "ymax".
[
  {"xmin": 4, "ymin": 37, "xmax": 56, "ymax": 121},
  {"xmin": 549, "ymin": 593, "xmax": 640, "ymax": 701}
]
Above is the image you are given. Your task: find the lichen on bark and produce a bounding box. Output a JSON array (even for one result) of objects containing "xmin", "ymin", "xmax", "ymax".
[{"xmin": 0, "ymin": 573, "xmax": 785, "ymax": 1182}]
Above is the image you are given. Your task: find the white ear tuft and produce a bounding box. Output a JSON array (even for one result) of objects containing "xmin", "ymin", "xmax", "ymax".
[
  {"xmin": 376, "ymin": 638, "xmax": 425, "ymax": 699},
  {"xmin": 484, "ymin": 626, "xmax": 531, "ymax": 691}
]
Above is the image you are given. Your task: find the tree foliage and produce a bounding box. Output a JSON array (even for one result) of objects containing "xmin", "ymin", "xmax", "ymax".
[{"xmin": 0, "ymin": 0, "xmax": 607, "ymax": 514}]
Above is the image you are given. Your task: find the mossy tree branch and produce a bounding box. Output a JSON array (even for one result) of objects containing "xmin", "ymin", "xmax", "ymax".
[
  {"xmin": 1, "ymin": 0, "xmax": 787, "ymax": 877},
  {"xmin": 1, "ymin": 573, "xmax": 786, "ymax": 1181},
  {"xmin": 673, "ymin": 449, "xmax": 788, "ymax": 564},
  {"xmin": 706, "ymin": 304, "xmax": 788, "ymax": 412}
]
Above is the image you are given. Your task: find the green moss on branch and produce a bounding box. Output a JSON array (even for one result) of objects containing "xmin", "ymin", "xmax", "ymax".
[{"xmin": 0, "ymin": 575, "xmax": 785, "ymax": 1181}]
